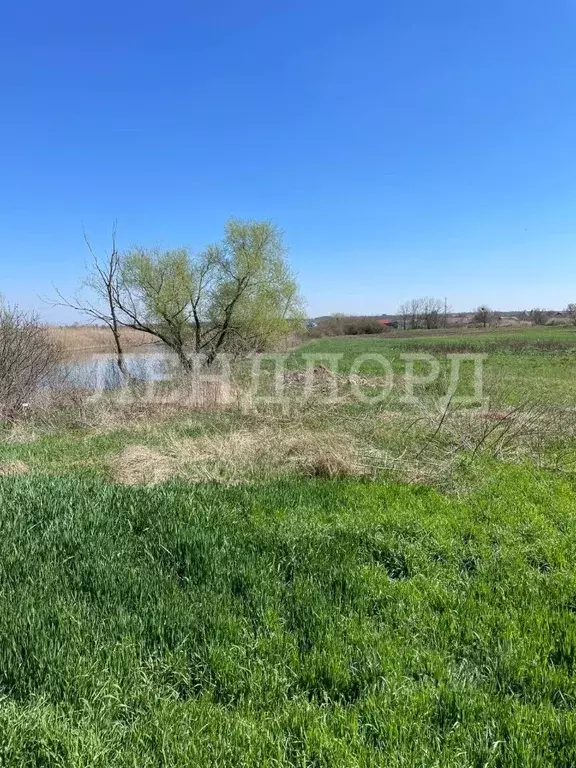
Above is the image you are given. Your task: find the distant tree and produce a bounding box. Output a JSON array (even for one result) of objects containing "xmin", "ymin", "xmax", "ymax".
[
  {"xmin": 421, "ymin": 297, "xmax": 444, "ymax": 329},
  {"xmin": 529, "ymin": 308, "xmax": 547, "ymax": 326},
  {"xmin": 442, "ymin": 298, "xmax": 451, "ymax": 328},
  {"xmin": 566, "ymin": 304, "xmax": 576, "ymax": 325},
  {"xmin": 329, "ymin": 312, "xmax": 346, "ymax": 335},
  {"xmin": 397, "ymin": 302, "xmax": 410, "ymax": 330},
  {"xmin": 398, "ymin": 297, "xmax": 445, "ymax": 330},
  {"xmin": 409, "ymin": 298, "xmax": 424, "ymax": 329},
  {"xmin": 473, "ymin": 305, "xmax": 493, "ymax": 328}
]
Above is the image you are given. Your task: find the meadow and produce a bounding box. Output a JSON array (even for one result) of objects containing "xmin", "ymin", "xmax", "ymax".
[{"xmin": 1, "ymin": 326, "xmax": 576, "ymax": 766}]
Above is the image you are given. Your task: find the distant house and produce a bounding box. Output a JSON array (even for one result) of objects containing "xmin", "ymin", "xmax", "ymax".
[
  {"xmin": 377, "ymin": 318, "xmax": 399, "ymax": 329},
  {"xmin": 305, "ymin": 320, "xmax": 318, "ymax": 329}
]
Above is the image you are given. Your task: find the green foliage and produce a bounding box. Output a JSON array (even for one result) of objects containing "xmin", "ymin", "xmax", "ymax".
[
  {"xmin": 0, "ymin": 472, "xmax": 575, "ymax": 765},
  {"xmin": 119, "ymin": 219, "xmax": 305, "ymax": 363},
  {"xmin": 206, "ymin": 218, "xmax": 305, "ymax": 354},
  {"xmin": 122, "ymin": 247, "xmax": 198, "ymax": 348}
]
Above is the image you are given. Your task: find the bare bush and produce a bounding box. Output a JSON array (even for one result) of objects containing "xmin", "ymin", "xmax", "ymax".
[
  {"xmin": 308, "ymin": 315, "xmax": 388, "ymax": 337},
  {"xmin": 396, "ymin": 297, "xmax": 446, "ymax": 329},
  {"xmin": 0, "ymin": 304, "xmax": 61, "ymax": 421}
]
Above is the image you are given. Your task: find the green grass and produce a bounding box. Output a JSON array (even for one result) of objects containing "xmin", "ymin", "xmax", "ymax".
[
  {"xmin": 2, "ymin": 327, "xmax": 576, "ymax": 765},
  {"xmin": 290, "ymin": 327, "xmax": 576, "ymax": 404},
  {"xmin": 1, "ymin": 470, "xmax": 576, "ymax": 766}
]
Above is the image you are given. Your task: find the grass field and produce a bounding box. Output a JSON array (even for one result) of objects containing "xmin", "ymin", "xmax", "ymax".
[
  {"xmin": 289, "ymin": 325, "xmax": 576, "ymax": 403},
  {"xmin": 2, "ymin": 471, "xmax": 576, "ymax": 766},
  {"xmin": 1, "ymin": 327, "xmax": 576, "ymax": 765}
]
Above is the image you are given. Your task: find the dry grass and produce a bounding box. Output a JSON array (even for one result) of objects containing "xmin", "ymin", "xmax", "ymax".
[
  {"xmin": 49, "ymin": 325, "xmax": 156, "ymax": 352},
  {"xmin": 173, "ymin": 428, "xmax": 366, "ymax": 480},
  {"xmin": 154, "ymin": 379, "xmax": 236, "ymax": 410},
  {"xmin": 0, "ymin": 460, "xmax": 29, "ymax": 477},
  {"xmin": 111, "ymin": 445, "xmax": 179, "ymax": 485},
  {"xmin": 110, "ymin": 428, "xmax": 369, "ymax": 485},
  {"xmin": 24, "ymin": 377, "xmax": 236, "ymax": 434},
  {"xmin": 112, "ymin": 397, "xmax": 566, "ymax": 490},
  {"xmin": 1, "ymin": 423, "xmax": 38, "ymax": 444},
  {"xmin": 369, "ymin": 396, "xmax": 576, "ymax": 492}
]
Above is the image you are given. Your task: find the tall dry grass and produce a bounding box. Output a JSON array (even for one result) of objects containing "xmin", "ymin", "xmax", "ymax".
[{"xmin": 49, "ymin": 325, "xmax": 156, "ymax": 352}]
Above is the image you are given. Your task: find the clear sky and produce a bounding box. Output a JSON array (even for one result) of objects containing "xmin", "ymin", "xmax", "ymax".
[{"xmin": 1, "ymin": 0, "xmax": 575, "ymax": 321}]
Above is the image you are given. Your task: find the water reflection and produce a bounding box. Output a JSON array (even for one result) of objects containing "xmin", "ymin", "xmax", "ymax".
[{"xmin": 60, "ymin": 351, "xmax": 177, "ymax": 391}]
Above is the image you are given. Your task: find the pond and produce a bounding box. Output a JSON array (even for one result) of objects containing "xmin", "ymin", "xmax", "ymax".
[{"xmin": 60, "ymin": 350, "xmax": 178, "ymax": 391}]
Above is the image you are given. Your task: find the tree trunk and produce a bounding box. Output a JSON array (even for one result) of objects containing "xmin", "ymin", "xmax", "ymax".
[
  {"xmin": 176, "ymin": 346, "xmax": 193, "ymax": 371},
  {"xmin": 111, "ymin": 323, "xmax": 129, "ymax": 377}
]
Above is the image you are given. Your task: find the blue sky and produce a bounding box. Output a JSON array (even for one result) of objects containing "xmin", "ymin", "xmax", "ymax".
[{"xmin": 1, "ymin": 0, "xmax": 575, "ymax": 321}]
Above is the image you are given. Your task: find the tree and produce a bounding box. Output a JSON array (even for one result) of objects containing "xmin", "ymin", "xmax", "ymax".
[
  {"xmin": 201, "ymin": 219, "xmax": 305, "ymax": 363},
  {"xmin": 398, "ymin": 297, "xmax": 445, "ymax": 330},
  {"xmin": 53, "ymin": 226, "xmax": 129, "ymax": 376},
  {"xmin": 409, "ymin": 298, "xmax": 424, "ymax": 329},
  {"xmin": 529, "ymin": 308, "xmax": 547, "ymax": 326},
  {"xmin": 112, "ymin": 218, "xmax": 305, "ymax": 368},
  {"xmin": 421, "ymin": 297, "xmax": 444, "ymax": 329},
  {"xmin": 473, "ymin": 305, "xmax": 493, "ymax": 328},
  {"xmin": 566, "ymin": 304, "xmax": 576, "ymax": 325},
  {"xmin": 328, "ymin": 313, "xmax": 346, "ymax": 335},
  {"xmin": 114, "ymin": 247, "xmax": 206, "ymax": 370},
  {"xmin": 397, "ymin": 302, "xmax": 410, "ymax": 330}
]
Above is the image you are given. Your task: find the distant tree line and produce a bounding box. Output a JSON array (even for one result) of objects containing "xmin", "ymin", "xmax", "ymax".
[
  {"xmin": 396, "ymin": 297, "xmax": 447, "ymax": 330},
  {"xmin": 310, "ymin": 299, "xmax": 576, "ymax": 339},
  {"xmin": 396, "ymin": 302, "xmax": 576, "ymax": 330}
]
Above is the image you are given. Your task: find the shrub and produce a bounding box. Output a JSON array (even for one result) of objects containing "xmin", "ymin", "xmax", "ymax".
[
  {"xmin": 529, "ymin": 308, "xmax": 548, "ymax": 326},
  {"xmin": 308, "ymin": 316, "xmax": 387, "ymax": 337},
  {"xmin": 0, "ymin": 303, "xmax": 61, "ymax": 421}
]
